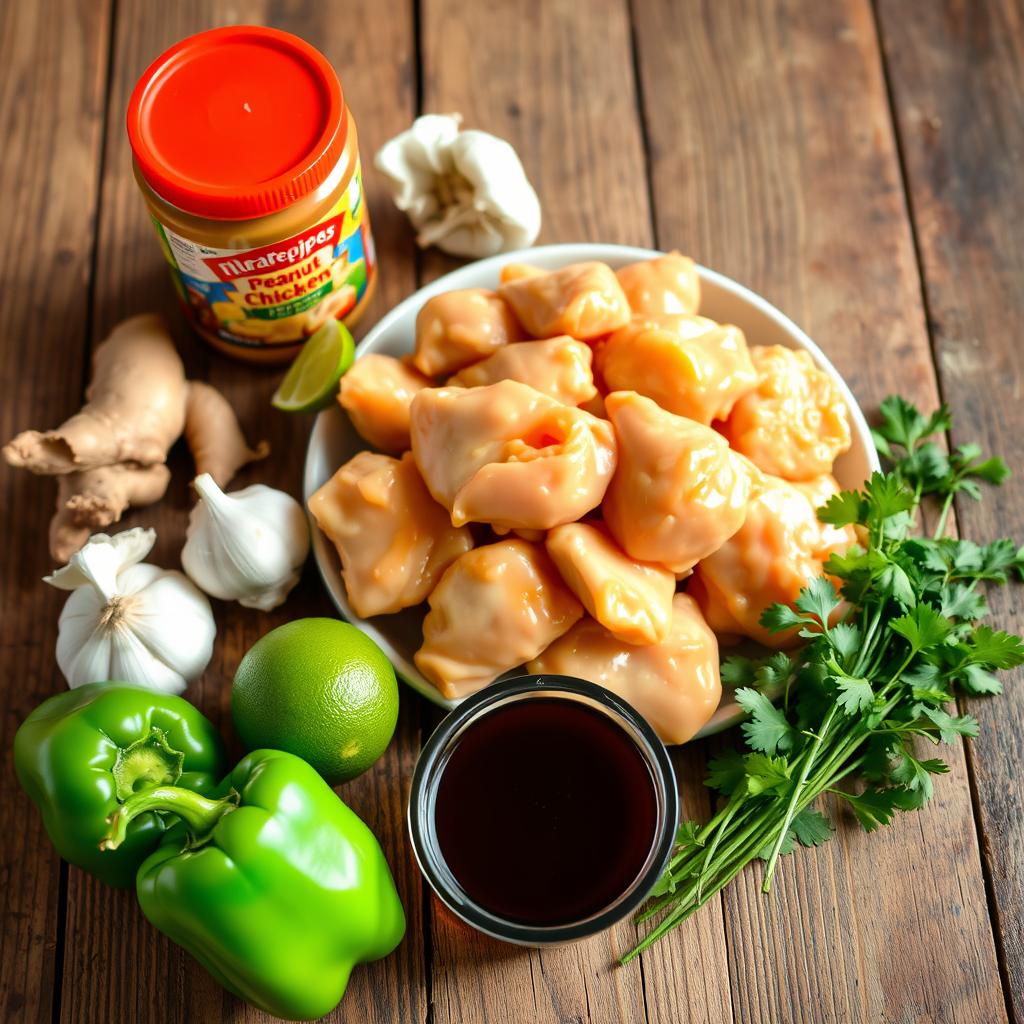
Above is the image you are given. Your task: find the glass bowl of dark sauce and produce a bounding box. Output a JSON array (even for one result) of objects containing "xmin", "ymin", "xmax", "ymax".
[{"xmin": 409, "ymin": 674, "xmax": 679, "ymax": 945}]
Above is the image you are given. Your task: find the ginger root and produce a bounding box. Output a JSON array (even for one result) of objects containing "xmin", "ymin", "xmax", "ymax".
[
  {"xmin": 184, "ymin": 382, "xmax": 269, "ymax": 487},
  {"xmin": 49, "ymin": 463, "xmax": 172, "ymax": 562},
  {"xmin": 4, "ymin": 315, "xmax": 188, "ymax": 474},
  {"xmin": 5, "ymin": 313, "xmax": 269, "ymax": 560}
]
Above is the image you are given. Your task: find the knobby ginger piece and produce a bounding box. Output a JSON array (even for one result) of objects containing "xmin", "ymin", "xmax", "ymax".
[
  {"xmin": 413, "ymin": 288, "xmax": 522, "ymax": 376},
  {"xmin": 308, "ymin": 451, "xmax": 472, "ymax": 618},
  {"xmin": 184, "ymin": 381, "xmax": 269, "ymax": 488},
  {"xmin": 498, "ymin": 261, "xmax": 631, "ymax": 340},
  {"xmin": 602, "ymin": 391, "xmax": 752, "ymax": 573},
  {"xmin": 721, "ymin": 345, "xmax": 852, "ymax": 481},
  {"xmin": 545, "ymin": 521, "xmax": 675, "ymax": 646},
  {"xmin": 4, "ymin": 314, "xmax": 188, "ymax": 474},
  {"xmin": 338, "ymin": 353, "xmax": 431, "ymax": 452},
  {"xmin": 449, "ymin": 336, "xmax": 597, "ymax": 406},
  {"xmin": 410, "ymin": 380, "xmax": 617, "ymax": 531},
  {"xmin": 689, "ymin": 471, "xmax": 856, "ymax": 648},
  {"xmin": 415, "ymin": 539, "xmax": 583, "ymax": 698},
  {"xmin": 49, "ymin": 463, "xmax": 172, "ymax": 561},
  {"xmin": 615, "ymin": 251, "xmax": 701, "ymax": 317},
  {"xmin": 529, "ymin": 593, "xmax": 721, "ymax": 745},
  {"xmin": 598, "ymin": 314, "xmax": 757, "ymax": 424}
]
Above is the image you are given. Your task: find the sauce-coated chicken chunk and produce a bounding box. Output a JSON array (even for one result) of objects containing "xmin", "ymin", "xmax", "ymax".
[
  {"xmin": 498, "ymin": 261, "xmax": 631, "ymax": 340},
  {"xmin": 416, "ymin": 539, "xmax": 583, "ymax": 698},
  {"xmin": 598, "ymin": 314, "xmax": 757, "ymax": 424},
  {"xmin": 688, "ymin": 471, "xmax": 856, "ymax": 647},
  {"xmin": 449, "ymin": 336, "xmax": 597, "ymax": 406},
  {"xmin": 602, "ymin": 391, "xmax": 752, "ymax": 573},
  {"xmin": 338, "ymin": 353, "xmax": 431, "ymax": 453},
  {"xmin": 615, "ymin": 251, "xmax": 701, "ymax": 317},
  {"xmin": 722, "ymin": 345, "xmax": 852, "ymax": 480},
  {"xmin": 308, "ymin": 451, "xmax": 473, "ymax": 618},
  {"xmin": 545, "ymin": 521, "xmax": 675, "ymax": 645},
  {"xmin": 529, "ymin": 593, "xmax": 721, "ymax": 745},
  {"xmin": 413, "ymin": 288, "xmax": 522, "ymax": 376},
  {"xmin": 410, "ymin": 380, "xmax": 617, "ymax": 531}
]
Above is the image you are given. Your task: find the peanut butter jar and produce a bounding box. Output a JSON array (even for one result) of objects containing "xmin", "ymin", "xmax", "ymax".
[{"xmin": 127, "ymin": 26, "xmax": 377, "ymax": 364}]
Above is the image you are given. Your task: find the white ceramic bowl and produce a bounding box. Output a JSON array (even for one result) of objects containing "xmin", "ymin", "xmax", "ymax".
[{"xmin": 304, "ymin": 244, "xmax": 880, "ymax": 739}]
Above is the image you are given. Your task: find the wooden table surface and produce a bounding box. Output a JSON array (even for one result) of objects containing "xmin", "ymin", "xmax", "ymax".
[{"xmin": 2, "ymin": 1, "xmax": 1022, "ymax": 1021}]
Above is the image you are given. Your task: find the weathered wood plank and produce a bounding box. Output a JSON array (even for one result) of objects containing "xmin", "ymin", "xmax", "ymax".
[
  {"xmin": 419, "ymin": 2, "xmax": 733, "ymax": 1022},
  {"xmin": 876, "ymin": 0, "xmax": 1024, "ymax": 1018},
  {"xmin": 56, "ymin": 3, "xmax": 425, "ymax": 1023},
  {"xmin": 0, "ymin": 2, "xmax": 112, "ymax": 1022},
  {"xmin": 632, "ymin": 0, "xmax": 1006, "ymax": 1020}
]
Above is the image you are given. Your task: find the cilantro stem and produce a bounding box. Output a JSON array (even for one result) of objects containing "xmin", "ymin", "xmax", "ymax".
[
  {"xmin": 934, "ymin": 492, "xmax": 955, "ymax": 539},
  {"xmin": 761, "ymin": 704, "xmax": 838, "ymax": 890}
]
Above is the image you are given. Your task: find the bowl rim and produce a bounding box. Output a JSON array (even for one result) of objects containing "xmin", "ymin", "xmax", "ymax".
[{"xmin": 303, "ymin": 242, "xmax": 881, "ymax": 729}]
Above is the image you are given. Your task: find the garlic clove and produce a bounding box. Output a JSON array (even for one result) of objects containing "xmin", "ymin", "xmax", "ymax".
[
  {"xmin": 44, "ymin": 527, "xmax": 156, "ymax": 597},
  {"xmin": 182, "ymin": 474, "xmax": 310, "ymax": 611},
  {"xmin": 375, "ymin": 113, "xmax": 541, "ymax": 259}
]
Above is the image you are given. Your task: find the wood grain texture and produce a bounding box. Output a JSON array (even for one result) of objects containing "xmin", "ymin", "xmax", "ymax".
[
  {"xmin": 0, "ymin": 2, "xmax": 112, "ymax": 1022},
  {"xmin": 876, "ymin": 0, "xmax": 1024, "ymax": 1018},
  {"xmin": 632, "ymin": 0, "xmax": 1007, "ymax": 1021},
  {"xmin": 419, "ymin": 2, "xmax": 732, "ymax": 1021},
  {"xmin": 55, "ymin": 2, "xmax": 425, "ymax": 1023}
]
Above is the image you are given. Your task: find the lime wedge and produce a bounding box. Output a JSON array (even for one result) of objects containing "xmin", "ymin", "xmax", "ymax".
[{"xmin": 272, "ymin": 319, "xmax": 355, "ymax": 413}]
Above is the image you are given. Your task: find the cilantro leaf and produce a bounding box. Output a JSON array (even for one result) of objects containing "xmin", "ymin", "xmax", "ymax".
[
  {"xmin": 720, "ymin": 655, "xmax": 756, "ymax": 687},
  {"xmin": 760, "ymin": 603, "xmax": 805, "ymax": 634},
  {"xmin": 790, "ymin": 807, "xmax": 834, "ymax": 848},
  {"xmin": 817, "ymin": 489, "xmax": 867, "ymax": 527},
  {"xmin": 875, "ymin": 395, "xmax": 951, "ymax": 451},
  {"xmin": 795, "ymin": 577, "xmax": 840, "ymax": 626},
  {"xmin": 864, "ymin": 472, "xmax": 916, "ymax": 523},
  {"xmin": 843, "ymin": 786, "xmax": 918, "ymax": 832},
  {"xmin": 743, "ymin": 753, "xmax": 792, "ymax": 796},
  {"xmin": 704, "ymin": 750, "xmax": 747, "ymax": 795},
  {"xmin": 891, "ymin": 604, "xmax": 953, "ymax": 653},
  {"xmin": 919, "ymin": 706, "xmax": 979, "ymax": 744},
  {"xmin": 735, "ymin": 687, "xmax": 797, "ymax": 756},
  {"xmin": 957, "ymin": 664, "xmax": 1003, "ymax": 696},
  {"xmin": 829, "ymin": 622, "xmax": 861, "ymax": 664},
  {"xmin": 834, "ymin": 674, "xmax": 874, "ymax": 715},
  {"xmin": 964, "ymin": 625, "xmax": 1024, "ymax": 669},
  {"xmin": 940, "ymin": 584, "xmax": 989, "ymax": 622}
]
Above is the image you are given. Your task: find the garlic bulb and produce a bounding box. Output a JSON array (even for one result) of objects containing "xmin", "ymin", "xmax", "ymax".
[
  {"xmin": 181, "ymin": 473, "xmax": 309, "ymax": 611},
  {"xmin": 375, "ymin": 113, "xmax": 542, "ymax": 258},
  {"xmin": 44, "ymin": 528, "xmax": 215, "ymax": 694}
]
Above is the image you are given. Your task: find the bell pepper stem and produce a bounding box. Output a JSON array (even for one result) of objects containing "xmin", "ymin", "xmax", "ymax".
[
  {"xmin": 100, "ymin": 785, "xmax": 239, "ymax": 852},
  {"xmin": 111, "ymin": 727, "xmax": 185, "ymax": 801}
]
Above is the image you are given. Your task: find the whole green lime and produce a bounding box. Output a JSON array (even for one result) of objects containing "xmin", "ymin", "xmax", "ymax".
[{"xmin": 231, "ymin": 618, "xmax": 399, "ymax": 785}]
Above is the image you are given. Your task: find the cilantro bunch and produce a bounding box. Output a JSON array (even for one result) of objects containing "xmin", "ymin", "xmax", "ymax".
[{"xmin": 623, "ymin": 397, "xmax": 1024, "ymax": 962}]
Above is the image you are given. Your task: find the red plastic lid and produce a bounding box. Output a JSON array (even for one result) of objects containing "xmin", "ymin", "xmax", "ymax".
[{"xmin": 127, "ymin": 26, "xmax": 346, "ymax": 220}]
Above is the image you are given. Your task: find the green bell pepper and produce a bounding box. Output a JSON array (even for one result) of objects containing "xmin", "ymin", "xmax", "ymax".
[
  {"xmin": 14, "ymin": 682, "xmax": 226, "ymax": 888},
  {"xmin": 102, "ymin": 748, "xmax": 406, "ymax": 1021}
]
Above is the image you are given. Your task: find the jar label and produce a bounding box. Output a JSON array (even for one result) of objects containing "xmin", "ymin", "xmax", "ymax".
[{"xmin": 151, "ymin": 162, "xmax": 374, "ymax": 349}]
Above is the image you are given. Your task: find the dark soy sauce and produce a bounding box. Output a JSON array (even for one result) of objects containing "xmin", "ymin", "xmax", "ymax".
[{"xmin": 433, "ymin": 698, "xmax": 658, "ymax": 926}]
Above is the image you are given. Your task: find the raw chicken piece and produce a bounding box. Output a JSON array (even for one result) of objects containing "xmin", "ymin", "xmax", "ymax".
[
  {"xmin": 499, "ymin": 262, "xmax": 544, "ymax": 284},
  {"xmin": 688, "ymin": 471, "xmax": 856, "ymax": 648},
  {"xmin": 410, "ymin": 380, "xmax": 617, "ymax": 531},
  {"xmin": 615, "ymin": 251, "xmax": 701, "ymax": 316},
  {"xmin": 721, "ymin": 345, "xmax": 851, "ymax": 481},
  {"xmin": 597, "ymin": 314, "xmax": 757, "ymax": 424},
  {"xmin": 545, "ymin": 521, "xmax": 675, "ymax": 645},
  {"xmin": 602, "ymin": 391, "xmax": 752, "ymax": 573},
  {"xmin": 413, "ymin": 288, "xmax": 522, "ymax": 376},
  {"xmin": 449, "ymin": 336, "xmax": 597, "ymax": 406},
  {"xmin": 338, "ymin": 353, "xmax": 431, "ymax": 453},
  {"xmin": 529, "ymin": 593, "xmax": 721, "ymax": 745},
  {"xmin": 498, "ymin": 261, "xmax": 631, "ymax": 340},
  {"xmin": 416, "ymin": 539, "xmax": 583, "ymax": 698},
  {"xmin": 308, "ymin": 451, "xmax": 473, "ymax": 618}
]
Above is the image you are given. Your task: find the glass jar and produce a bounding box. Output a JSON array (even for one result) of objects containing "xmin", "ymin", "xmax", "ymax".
[
  {"xmin": 127, "ymin": 26, "xmax": 376, "ymax": 364},
  {"xmin": 409, "ymin": 674, "xmax": 678, "ymax": 946}
]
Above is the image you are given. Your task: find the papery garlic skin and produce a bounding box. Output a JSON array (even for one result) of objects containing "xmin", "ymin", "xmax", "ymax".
[
  {"xmin": 181, "ymin": 474, "xmax": 310, "ymax": 611},
  {"xmin": 375, "ymin": 113, "xmax": 541, "ymax": 258},
  {"xmin": 44, "ymin": 528, "xmax": 215, "ymax": 694}
]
